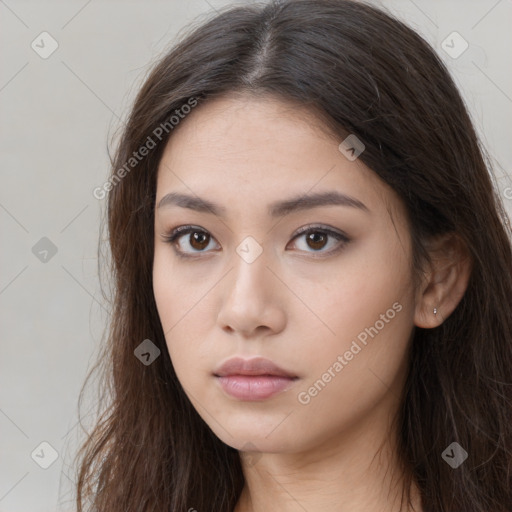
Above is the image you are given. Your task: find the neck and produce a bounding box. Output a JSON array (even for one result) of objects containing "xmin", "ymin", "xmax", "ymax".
[{"xmin": 234, "ymin": 407, "xmax": 423, "ymax": 512}]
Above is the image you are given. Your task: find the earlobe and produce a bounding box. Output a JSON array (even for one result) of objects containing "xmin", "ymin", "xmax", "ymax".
[
  {"xmin": 414, "ymin": 303, "xmax": 444, "ymax": 329},
  {"xmin": 413, "ymin": 233, "xmax": 473, "ymax": 329}
]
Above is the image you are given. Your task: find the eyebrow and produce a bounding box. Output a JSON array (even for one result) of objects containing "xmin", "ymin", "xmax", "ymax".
[{"xmin": 157, "ymin": 190, "xmax": 370, "ymax": 218}]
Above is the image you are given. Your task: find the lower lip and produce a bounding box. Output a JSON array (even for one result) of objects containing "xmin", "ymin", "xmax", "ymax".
[{"xmin": 216, "ymin": 375, "xmax": 297, "ymax": 400}]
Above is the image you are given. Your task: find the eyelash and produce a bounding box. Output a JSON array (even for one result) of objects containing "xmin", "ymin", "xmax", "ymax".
[{"xmin": 160, "ymin": 224, "xmax": 350, "ymax": 260}]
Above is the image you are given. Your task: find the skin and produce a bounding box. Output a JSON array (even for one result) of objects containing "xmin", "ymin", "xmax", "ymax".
[{"xmin": 153, "ymin": 93, "xmax": 471, "ymax": 512}]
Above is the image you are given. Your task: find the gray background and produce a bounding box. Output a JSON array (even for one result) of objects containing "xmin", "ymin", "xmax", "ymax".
[{"xmin": 1, "ymin": 1, "xmax": 511, "ymax": 510}]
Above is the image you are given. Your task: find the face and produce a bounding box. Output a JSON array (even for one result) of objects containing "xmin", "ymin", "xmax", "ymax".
[{"xmin": 153, "ymin": 93, "xmax": 417, "ymax": 455}]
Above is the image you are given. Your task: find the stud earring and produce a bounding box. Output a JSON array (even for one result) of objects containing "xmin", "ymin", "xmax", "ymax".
[{"xmin": 433, "ymin": 307, "xmax": 437, "ymax": 315}]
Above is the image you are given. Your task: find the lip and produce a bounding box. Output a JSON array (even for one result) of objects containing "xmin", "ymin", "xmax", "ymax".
[
  {"xmin": 214, "ymin": 356, "xmax": 297, "ymax": 378},
  {"xmin": 213, "ymin": 357, "xmax": 299, "ymax": 401}
]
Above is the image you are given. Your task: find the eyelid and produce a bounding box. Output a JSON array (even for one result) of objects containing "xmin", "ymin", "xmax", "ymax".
[
  {"xmin": 161, "ymin": 223, "xmax": 350, "ymax": 259},
  {"xmin": 288, "ymin": 224, "xmax": 350, "ymax": 257},
  {"xmin": 291, "ymin": 223, "xmax": 348, "ymax": 239},
  {"xmin": 161, "ymin": 225, "xmax": 220, "ymax": 259}
]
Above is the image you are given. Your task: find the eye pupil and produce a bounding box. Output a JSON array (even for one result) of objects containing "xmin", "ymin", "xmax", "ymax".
[
  {"xmin": 190, "ymin": 232, "xmax": 209, "ymax": 250},
  {"xmin": 307, "ymin": 232, "xmax": 327, "ymax": 250}
]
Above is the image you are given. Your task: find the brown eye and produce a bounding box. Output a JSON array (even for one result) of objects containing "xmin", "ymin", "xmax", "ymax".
[
  {"xmin": 189, "ymin": 231, "xmax": 210, "ymax": 251},
  {"xmin": 163, "ymin": 224, "xmax": 350, "ymax": 260},
  {"xmin": 162, "ymin": 225, "xmax": 219, "ymax": 258},
  {"xmin": 305, "ymin": 231, "xmax": 328, "ymax": 251},
  {"xmin": 290, "ymin": 226, "xmax": 349, "ymax": 257}
]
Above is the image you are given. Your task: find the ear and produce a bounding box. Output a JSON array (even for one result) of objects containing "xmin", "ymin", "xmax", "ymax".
[{"xmin": 414, "ymin": 232, "xmax": 473, "ymax": 328}]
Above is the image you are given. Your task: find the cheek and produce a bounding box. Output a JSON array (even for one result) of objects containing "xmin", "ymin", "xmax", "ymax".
[
  {"xmin": 293, "ymin": 301, "xmax": 414, "ymax": 445},
  {"xmin": 295, "ymin": 237, "xmax": 415, "ymax": 386},
  {"xmin": 294, "ymin": 252, "xmax": 411, "ymax": 346},
  {"xmin": 152, "ymin": 249, "xmax": 202, "ymax": 330},
  {"xmin": 152, "ymin": 253, "xmax": 213, "ymax": 384},
  {"xmin": 152, "ymin": 255, "xmax": 177, "ymax": 332}
]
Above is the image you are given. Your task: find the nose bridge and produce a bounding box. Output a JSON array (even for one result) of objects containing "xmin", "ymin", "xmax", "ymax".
[
  {"xmin": 229, "ymin": 239, "xmax": 272, "ymax": 303},
  {"xmin": 216, "ymin": 239, "xmax": 283, "ymax": 335}
]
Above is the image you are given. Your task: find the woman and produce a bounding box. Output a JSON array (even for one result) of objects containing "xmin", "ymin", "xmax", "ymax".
[{"xmin": 75, "ymin": 1, "xmax": 512, "ymax": 511}]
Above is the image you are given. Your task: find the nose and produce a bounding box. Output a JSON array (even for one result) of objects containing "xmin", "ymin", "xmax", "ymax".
[{"xmin": 216, "ymin": 248, "xmax": 286, "ymax": 339}]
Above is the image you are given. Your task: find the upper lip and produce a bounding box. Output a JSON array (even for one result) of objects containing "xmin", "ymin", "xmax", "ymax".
[{"xmin": 213, "ymin": 357, "xmax": 298, "ymax": 378}]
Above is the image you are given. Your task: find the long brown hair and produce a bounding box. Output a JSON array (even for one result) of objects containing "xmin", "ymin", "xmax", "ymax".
[{"xmin": 74, "ymin": 1, "xmax": 512, "ymax": 510}]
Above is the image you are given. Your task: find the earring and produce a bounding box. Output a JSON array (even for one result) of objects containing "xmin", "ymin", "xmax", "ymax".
[{"xmin": 433, "ymin": 307, "xmax": 437, "ymax": 315}]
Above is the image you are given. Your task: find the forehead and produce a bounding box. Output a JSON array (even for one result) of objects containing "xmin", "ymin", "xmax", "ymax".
[{"xmin": 155, "ymin": 94, "xmax": 398, "ymax": 220}]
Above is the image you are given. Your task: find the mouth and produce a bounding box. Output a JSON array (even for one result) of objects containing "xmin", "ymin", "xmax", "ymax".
[
  {"xmin": 213, "ymin": 356, "xmax": 299, "ymax": 401},
  {"xmin": 214, "ymin": 374, "xmax": 299, "ymax": 401}
]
